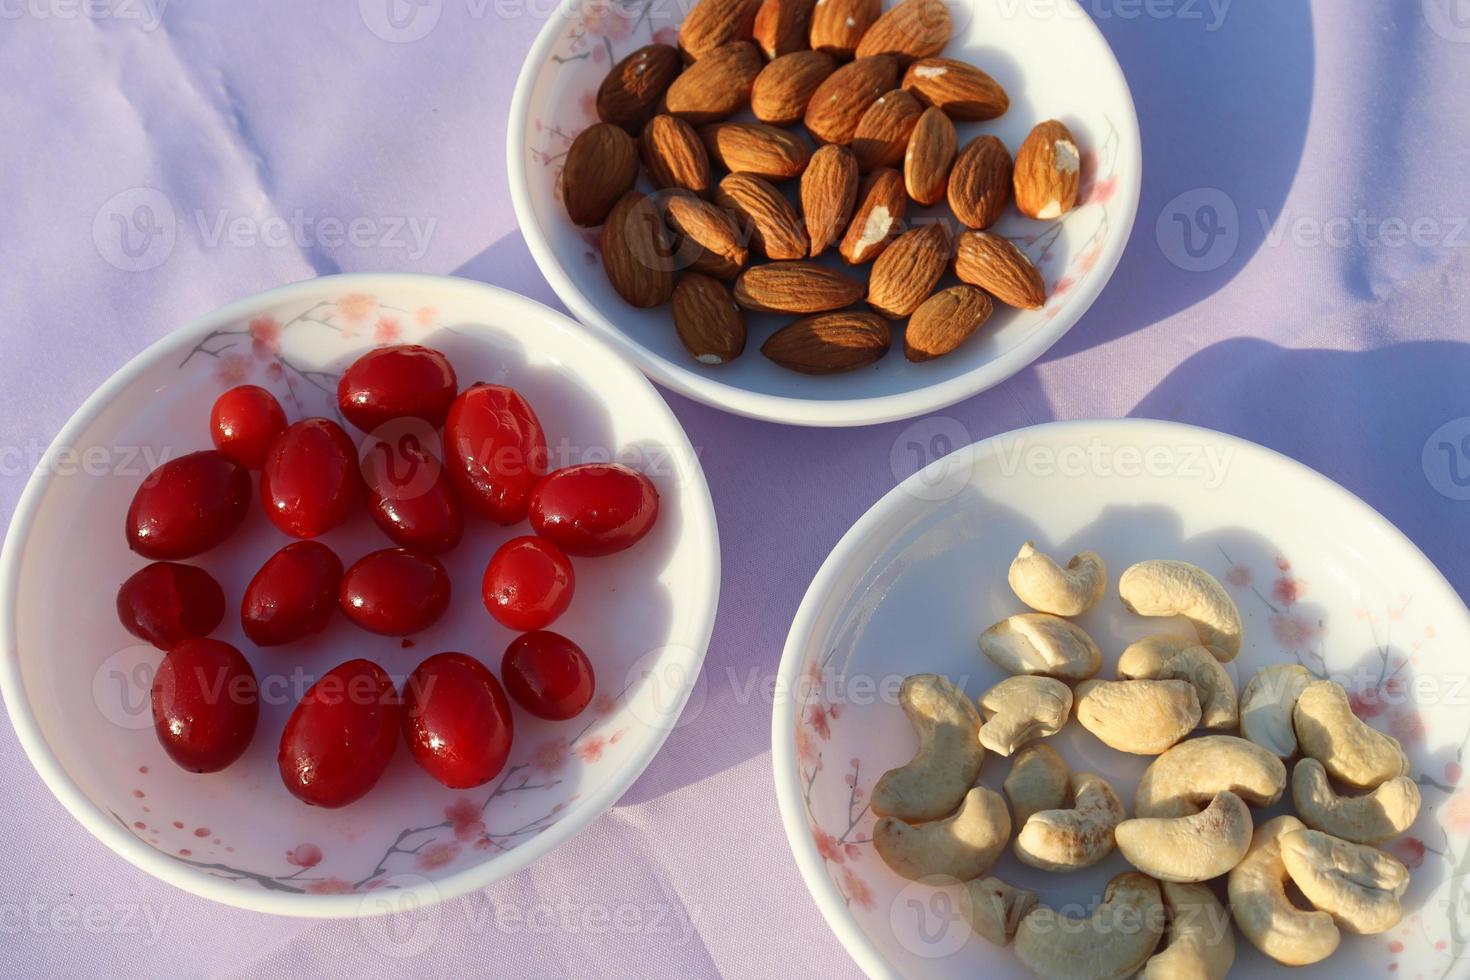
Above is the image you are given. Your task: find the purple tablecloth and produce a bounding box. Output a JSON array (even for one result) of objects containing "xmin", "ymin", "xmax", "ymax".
[{"xmin": 2, "ymin": 1, "xmax": 1468, "ymax": 976}]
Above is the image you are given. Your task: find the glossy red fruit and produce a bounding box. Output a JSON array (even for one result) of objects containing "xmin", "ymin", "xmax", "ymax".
[
  {"xmin": 151, "ymin": 638, "xmax": 259, "ymax": 772},
  {"xmin": 278, "ymin": 659, "xmax": 401, "ymax": 807},
  {"xmin": 337, "ymin": 345, "xmax": 458, "ymax": 433},
  {"xmin": 116, "ymin": 562, "xmax": 225, "ymax": 650},
  {"xmin": 241, "ymin": 541, "xmax": 344, "ymax": 646},
  {"xmin": 529, "ymin": 464, "xmax": 659, "ymax": 557},
  {"xmin": 260, "ymin": 418, "xmax": 362, "ymax": 538},
  {"xmin": 127, "ymin": 450, "xmax": 252, "ymax": 560},
  {"xmin": 340, "ymin": 548, "xmax": 451, "ymax": 635},
  {"xmin": 502, "ymin": 631, "xmax": 595, "ymax": 721},
  {"xmin": 402, "ymin": 652, "xmax": 514, "ymax": 788},
  {"xmin": 444, "ymin": 383, "xmax": 548, "ymax": 525},
  {"xmin": 210, "ymin": 385, "xmax": 288, "ymax": 469},
  {"xmin": 361, "ymin": 435, "xmax": 463, "ymax": 554},
  {"xmin": 481, "ymin": 536, "xmax": 574, "ymax": 632}
]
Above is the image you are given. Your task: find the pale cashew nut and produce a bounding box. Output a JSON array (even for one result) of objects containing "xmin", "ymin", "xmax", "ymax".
[
  {"xmin": 1292, "ymin": 757, "xmax": 1421, "ymax": 844},
  {"xmin": 978, "ymin": 675, "xmax": 1073, "ymax": 756},
  {"xmin": 1008, "ymin": 542, "xmax": 1107, "ymax": 616},
  {"xmin": 1004, "ymin": 744, "xmax": 1069, "ymax": 825},
  {"xmin": 962, "ymin": 876, "xmax": 1038, "ymax": 947},
  {"xmin": 978, "ymin": 613, "xmax": 1103, "ymax": 681},
  {"xmin": 1134, "ymin": 735, "xmax": 1288, "ymax": 818},
  {"xmin": 873, "ymin": 787, "xmax": 1011, "ymax": 882},
  {"xmin": 1119, "ymin": 560, "xmax": 1242, "ymax": 662},
  {"xmin": 1114, "ymin": 790, "xmax": 1252, "ymax": 882},
  {"xmin": 871, "ymin": 674, "xmax": 985, "ymax": 822},
  {"xmin": 1118, "ymin": 638, "xmax": 1238, "ymax": 730},
  {"xmin": 1227, "ymin": 814, "xmax": 1341, "ymax": 966},
  {"xmin": 1015, "ymin": 771, "xmax": 1125, "ymax": 872},
  {"xmin": 1279, "ymin": 827, "xmax": 1410, "ymax": 934},
  {"xmin": 1073, "ymin": 679, "xmax": 1200, "ymax": 755},
  {"xmin": 1140, "ymin": 881, "xmax": 1235, "ymax": 980},
  {"xmin": 1240, "ymin": 663, "xmax": 1313, "ymax": 758},
  {"xmin": 1293, "ymin": 680, "xmax": 1410, "ymax": 789},
  {"xmin": 1014, "ymin": 873, "xmax": 1164, "ymax": 980}
]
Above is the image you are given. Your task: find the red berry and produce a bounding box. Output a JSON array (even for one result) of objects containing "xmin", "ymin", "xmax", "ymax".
[
  {"xmin": 402, "ymin": 652, "xmax": 514, "ymax": 788},
  {"xmin": 444, "ymin": 383, "xmax": 548, "ymax": 524},
  {"xmin": 361, "ymin": 435, "xmax": 463, "ymax": 554},
  {"xmin": 278, "ymin": 659, "xmax": 401, "ymax": 808},
  {"xmin": 260, "ymin": 418, "xmax": 362, "ymax": 538},
  {"xmin": 340, "ymin": 548, "xmax": 450, "ymax": 635},
  {"xmin": 117, "ymin": 562, "xmax": 225, "ymax": 650},
  {"xmin": 482, "ymin": 536, "xmax": 574, "ymax": 631},
  {"xmin": 241, "ymin": 541, "xmax": 343, "ymax": 646},
  {"xmin": 126, "ymin": 450, "xmax": 252, "ymax": 560},
  {"xmin": 210, "ymin": 385, "xmax": 287, "ymax": 469},
  {"xmin": 502, "ymin": 631, "xmax": 595, "ymax": 721},
  {"xmin": 337, "ymin": 345, "xmax": 458, "ymax": 433},
  {"xmin": 151, "ymin": 638, "xmax": 259, "ymax": 772},
  {"xmin": 529, "ymin": 464, "xmax": 659, "ymax": 557}
]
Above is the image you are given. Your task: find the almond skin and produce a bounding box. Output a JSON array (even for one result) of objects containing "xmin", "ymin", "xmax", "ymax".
[
  {"xmin": 901, "ymin": 58, "xmax": 1009, "ymax": 121},
  {"xmin": 751, "ymin": 51, "xmax": 838, "ymax": 127},
  {"xmin": 562, "ymin": 123, "xmax": 639, "ymax": 227},
  {"xmin": 665, "ymin": 42, "xmax": 763, "ymax": 125},
  {"xmin": 716, "ymin": 173, "xmax": 810, "ymax": 260},
  {"xmin": 673, "ymin": 274, "xmax": 747, "ymax": 364},
  {"xmin": 851, "ymin": 89, "xmax": 924, "ymax": 173},
  {"xmin": 1014, "ymin": 119, "xmax": 1081, "ymax": 220},
  {"xmin": 948, "ymin": 135, "xmax": 1012, "ymax": 229},
  {"xmin": 698, "ymin": 122, "xmax": 813, "ymax": 182},
  {"xmin": 602, "ymin": 191, "xmax": 676, "ymax": 308},
  {"xmin": 903, "ymin": 106, "xmax": 956, "ymax": 206},
  {"xmin": 954, "ymin": 231, "xmax": 1046, "ymax": 310},
  {"xmin": 866, "ymin": 222, "xmax": 950, "ymax": 318},
  {"xmin": 854, "ymin": 0, "xmax": 950, "ymax": 64},
  {"xmin": 641, "ymin": 115, "xmax": 714, "ymax": 198},
  {"xmin": 733, "ymin": 261, "xmax": 865, "ymax": 314},
  {"xmin": 680, "ymin": 0, "xmax": 762, "ymax": 60},
  {"xmin": 753, "ymin": 0, "xmax": 819, "ymax": 59},
  {"xmin": 905, "ymin": 285, "xmax": 992, "ymax": 361},
  {"xmin": 663, "ymin": 192, "xmax": 749, "ymax": 279},
  {"xmin": 597, "ymin": 44, "xmax": 683, "ymax": 131},
  {"xmin": 804, "ymin": 55, "xmax": 899, "ymax": 145},
  {"xmin": 801, "ymin": 143, "xmax": 860, "ymax": 258},
  {"xmin": 839, "ymin": 167, "xmax": 906, "ymax": 264},
  {"xmin": 809, "ymin": 0, "xmax": 881, "ymax": 59},
  {"xmin": 762, "ymin": 311, "xmax": 891, "ymax": 373}
]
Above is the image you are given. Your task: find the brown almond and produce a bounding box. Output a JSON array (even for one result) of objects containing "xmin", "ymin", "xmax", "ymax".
[
  {"xmin": 854, "ymin": 0, "xmax": 950, "ymax": 64},
  {"xmin": 715, "ymin": 173, "xmax": 810, "ymax": 260},
  {"xmin": 948, "ymin": 135, "xmax": 1012, "ymax": 229},
  {"xmin": 839, "ymin": 167, "xmax": 906, "ymax": 264},
  {"xmin": 851, "ymin": 89, "xmax": 924, "ymax": 173},
  {"xmin": 801, "ymin": 144, "xmax": 860, "ymax": 258},
  {"xmin": 673, "ymin": 274, "xmax": 747, "ymax": 364},
  {"xmin": 562, "ymin": 123, "xmax": 639, "ymax": 227},
  {"xmin": 903, "ymin": 107, "xmax": 956, "ymax": 207},
  {"xmin": 751, "ymin": 51, "xmax": 838, "ymax": 127},
  {"xmin": 866, "ymin": 222, "xmax": 950, "ymax": 318},
  {"xmin": 663, "ymin": 192, "xmax": 749, "ymax": 279},
  {"xmin": 753, "ymin": 0, "xmax": 819, "ymax": 58},
  {"xmin": 905, "ymin": 285, "xmax": 993, "ymax": 361},
  {"xmin": 734, "ymin": 261, "xmax": 865, "ymax": 314},
  {"xmin": 664, "ymin": 42, "xmax": 763, "ymax": 125},
  {"xmin": 810, "ymin": 0, "xmax": 880, "ymax": 59},
  {"xmin": 680, "ymin": 0, "xmax": 762, "ymax": 60},
  {"xmin": 1014, "ymin": 119, "xmax": 1081, "ymax": 220},
  {"xmin": 804, "ymin": 55, "xmax": 899, "ymax": 145},
  {"xmin": 762, "ymin": 311, "xmax": 891, "ymax": 373},
  {"xmin": 597, "ymin": 44, "xmax": 683, "ymax": 131},
  {"xmin": 901, "ymin": 58, "xmax": 1009, "ymax": 121},
  {"xmin": 601, "ymin": 191, "xmax": 676, "ymax": 308},
  {"xmin": 641, "ymin": 115, "xmax": 714, "ymax": 198},
  {"xmin": 699, "ymin": 122, "xmax": 813, "ymax": 182},
  {"xmin": 954, "ymin": 231, "xmax": 1046, "ymax": 309}
]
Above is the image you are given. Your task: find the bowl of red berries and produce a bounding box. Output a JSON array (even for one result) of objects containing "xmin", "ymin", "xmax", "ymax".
[{"xmin": 0, "ymin": 274, "xmax": 719, "ymax": 915}]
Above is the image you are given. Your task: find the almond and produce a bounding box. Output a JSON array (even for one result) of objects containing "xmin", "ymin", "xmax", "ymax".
[
  {"xmin": 715, "ymin": 173, "xmax": 810, "ymax": 260},
  {"xmin": 901, "ymin": 58, "xmax": 1009, "ymax": 121},
  {"xmin": 562, "ymin": 123, "xmax": 639, "ymax": 227},
  {"xmin": 809, "ymin": 0, "xmax": 880, "ymax": 59},
  {"xmin": 851, "ymin": 89, "xmax": 923, "ymax": 173},
  {"xmin": 905, "ymin": 284, "xmax": 992, "ymax": 361},
  {"xmin": 663, "ymin": 192, "xmax": 749, "ymax": 279},
  {"xmin": 601, "ymin": 191, "xmax": 676, "ymax": 308},
  {"xmin": 948, "ymin": 135, "xmax": 1012, "ymax": 229},
  {"xmin": 699, "ymin": 122, "xmax": 813, "ymax": 182},
  {"xmin": 954, "ymin": 231, "xmax": 1046, "ymax": 309},
  {"xmin": 641, "ymin": 115, "xmax": 714, "ymax": 198},
  {"xmin": 839, "ymin": 167, "xmax": 906, "ymax": 264},
  {"xmin": 664, "ymin": 42, "xmax": 763, "ymax": 125},
  {"xmin": 680, "ymin": 0, "xmax": 762, "ymax": 60},
  {"xmin": 804, "ymin": 55, "xmax": 899, "ymax": 145},
  {"xmin": 866, "ymin": 222, "xmax": 950, "ymax": 318},
  {"xmin": 597, "ymin": 44, "xmax": 683, "ymax": 131},
  {"xmin": 854, "ymin": 0, "xmax": 950, "ymax": 64},
  {"xmin": 1014, "ymin": 119, "xmax": 1081, "ymax": 220},
  {"xmin": 762, "ymin": 311, "xmax": 891, "ymax": 373},
  {"xmin": 902, "ymin": 106, "xmax": 956, "ymax": 206},
  {"xmin": 753, "ymin": 0, "xmax": 819, "ymax": 59},
  {"xmin": 673, "ymin": 273, "xmax": 747, "ymax": 364},
  {"xmin": 734, "ymin": 261, "xmax": 865, "ymax": 313},
  {"xmin": 801, "ymin": 144, "xmax": 859, "ymax": 258},
  {"xmin": 751, "ymin": 51, "xmax": 838, "ymax": 127}
]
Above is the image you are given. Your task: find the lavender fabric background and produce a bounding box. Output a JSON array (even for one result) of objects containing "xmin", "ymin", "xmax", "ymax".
[{"xmin": 2, "ymin": 1, "xmax": 1469, "ymax": 976}]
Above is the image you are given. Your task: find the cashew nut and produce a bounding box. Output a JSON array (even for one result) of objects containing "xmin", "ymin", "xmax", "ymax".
[
  {"xmin": 1292, "ymin": 757, "xmax": 1421, "ymax": 844},
  {"xmin": 978, "ymin": 675, "xmax": 1073, "ymax": 757},
  {"xmin": 1140, "ymin": 881, "xmax": 1235, "ymax": 980},
  {"xmin": 962, "ymin": 876, "xmax": 1038, "ymax": 947},
  {"xmin": 1279, "ymin": 827, "xmax": 1410, "ymax": 934},
  {"xmin": 1114, "ymin": 790, "xmax": 1252, "ymax": 882},
  {"xmin": 1118, "ymin": 560, "xmax": 1242, "ymax": 662},
  {"xmin": 978, "ymin": 613, "xmax": 1103, "ymax": 682},
  {"xmin": 1134, "ymin": 735, "xmax": 1288, "ymax": 818},
  {"xmin": 1014, "ymin": 873, "xmax": 1164, "ymax": 980},
  {"xmin": 1008, "ymin": 542, "xmax": 1107, "ymax": 616},
  {"xmin": 1074, "ymin": 679, "xmax": 1200, "ymax": 755},
  {"xmin": 874, "ymin": 786, "xmax": 1011, "ymax": 882},
  {"xmin": 871, "ymin": 674, "xmax": 985, "ymax": 822},
  {"xmin": 1004, "ymin": 744, "xmax": 1069, "ymax": 825},
  {"xmin": 1227, "ymin": 814, "xmax": 1341, "ymax": 966},
  {"xmin": 1293, "ymin": 680, "xmax": 1409, "ymax": 789},
  {"xmin": 1118, "ymin": 638, "xmax": 1238, "ymax": 730},
  {"xmin": 1015, "ymin": 771, "xmax": 1125, "ymax": 872},
  {"xmin": 1240, "ymin": 663, "xmax": 1312, "ymax": 758}
]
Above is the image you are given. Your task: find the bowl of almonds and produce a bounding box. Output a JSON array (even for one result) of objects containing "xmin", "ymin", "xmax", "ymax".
[{"xmin": 509, "ymin": 0, "xmax": 1140, "ymax": 426}]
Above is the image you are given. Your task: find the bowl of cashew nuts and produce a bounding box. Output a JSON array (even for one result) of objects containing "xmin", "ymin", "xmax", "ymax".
[{"xmin": 772, "ymin": 418, "xmax": 1470, "ymax": 979}]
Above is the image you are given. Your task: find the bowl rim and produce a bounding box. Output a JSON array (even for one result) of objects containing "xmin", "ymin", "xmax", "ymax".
[
  {"xmin": 0, "ymin": 273, "xmax": 722, "ymax": 918},
  {"xmin": 769, "ymin": 417, "xmax": 1470, "ymax": 978},
  {"xmin": 506, "ymin": 0, "xmax": 1144, "ymax": 428}
]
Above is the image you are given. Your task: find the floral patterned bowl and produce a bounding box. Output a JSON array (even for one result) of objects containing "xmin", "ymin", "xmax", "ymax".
[
  {"xmin": 0, "ymin": 275, "xmax": 719, "ymax": 916},
  {"xmin": 508, "ymin": 0, "xmax": 1141, "ymax": 427},
  {"xmin": 773, "ymin": 419, "xmax": 1470, "ymax": 977}
]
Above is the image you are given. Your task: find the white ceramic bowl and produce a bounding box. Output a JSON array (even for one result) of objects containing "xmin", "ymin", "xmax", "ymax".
[
  {"xmin": 0, "ymin": 274, "xmax": 719, "ymax": 917},
  {"xmin": 773, "ymin": 419, "xmax": 1470, "ymax": 977},
  {"xmin": 509, "ymin": 0, "xmax": 1141, "ymax": 427}
]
